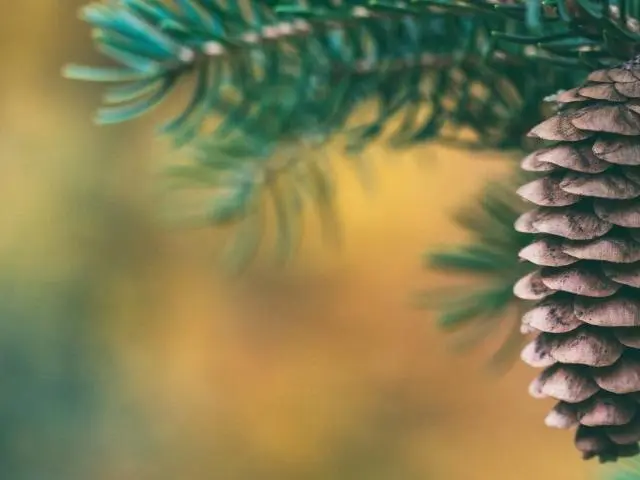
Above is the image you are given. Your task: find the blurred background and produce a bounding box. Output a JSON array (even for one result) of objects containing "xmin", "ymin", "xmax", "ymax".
[{"xmin": 0, "ymin": 2, "xmax": 614, "ymax": 479}]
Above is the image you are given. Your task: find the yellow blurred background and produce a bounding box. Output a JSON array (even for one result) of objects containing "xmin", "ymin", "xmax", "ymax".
[{"xmin": 0, "ymin": 2, "xmax": 615, "ymax": 479}]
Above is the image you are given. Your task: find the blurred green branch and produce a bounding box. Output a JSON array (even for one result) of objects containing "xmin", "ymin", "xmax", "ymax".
[{"xmin": 418, "ymin": 174, "xmax": 534, "ymax": 366}]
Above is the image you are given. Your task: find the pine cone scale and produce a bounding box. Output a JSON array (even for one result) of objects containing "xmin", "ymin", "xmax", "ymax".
[{"xmin": 593, "ymin": 199, "xmax": 640, "ymax": 227}]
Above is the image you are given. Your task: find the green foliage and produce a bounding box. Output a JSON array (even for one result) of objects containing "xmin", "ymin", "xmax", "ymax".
[
  {"xmin": 508, "ymin": 0, "xmax": 640, "ymax": 66},
  {"xmin": 65, "ymin": 0, "xmax": 356, "ymax": 270},
  {"xmin": 65, "ymin": 0, "xmax": 587, "ymax": 270},
  {"xmin": 65, "ymin": 0, "xmax": 585, "ymax": 149},
  {"xmin": 412, "ymin": 0, "xmax": 640, "ymax": 67},
  {"xmin": 419, "ymin": 175, "xmax": 533, "ymax": 366}
]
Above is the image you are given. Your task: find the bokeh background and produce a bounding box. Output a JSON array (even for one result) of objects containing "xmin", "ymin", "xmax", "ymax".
[{"xmin": 0, "ymin": 2, "xmax": 619, "ymax": 479}]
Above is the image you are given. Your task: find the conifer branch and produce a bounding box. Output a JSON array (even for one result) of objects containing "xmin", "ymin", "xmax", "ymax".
[
  {"xmin": 64, "ymin": 0, "xmax": 582, "ymax": 151},
  {"xmin": 63, "ymin": 0, "xmax": 570, "ymax": 270}
]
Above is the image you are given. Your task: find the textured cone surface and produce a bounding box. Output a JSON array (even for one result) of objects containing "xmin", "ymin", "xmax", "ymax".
[{"xmin": 516, "ymin": 58, "xmax": 640, "ymax": 463}]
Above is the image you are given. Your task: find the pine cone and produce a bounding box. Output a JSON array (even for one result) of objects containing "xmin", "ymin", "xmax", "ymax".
[{"xmin": 515, "ymin": 57, "xmax": 640, "ymax": 463}]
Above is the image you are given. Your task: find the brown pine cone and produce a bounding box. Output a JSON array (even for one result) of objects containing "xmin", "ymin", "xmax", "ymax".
[{"xmin": 515, "ymin": 57, "xmax": 640, "ymax": 463}]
